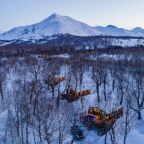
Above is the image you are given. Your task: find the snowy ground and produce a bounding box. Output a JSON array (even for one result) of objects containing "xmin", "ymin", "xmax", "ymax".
[{"xmin": 0, "ymin": 54, "xmax": 144, "ymax": 144}]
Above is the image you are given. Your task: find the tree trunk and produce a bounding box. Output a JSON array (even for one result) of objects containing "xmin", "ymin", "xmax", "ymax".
[
  {"xmin": 96, "ymin": 82, "xmax": 100, "ymax": 103},
  {"xmin": 138, "ymin": 111, "xmax": 142, "ymax": 120}
]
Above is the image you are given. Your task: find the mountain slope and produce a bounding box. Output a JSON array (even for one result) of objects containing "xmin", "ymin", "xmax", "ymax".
[
  {"xmin": 0, "ymin": 13, "xmax": 144, "ymax": 41},
  {"xmin": 0, "ymin": 14, "xmax": 101, "ymax": 40},
  {"xmin": 131, "ymin": 27, "xmax": 144, "ymax": 36},
  {"xmin": 95, "ymin": 25, "xmax": 132, "ymax": 36}
]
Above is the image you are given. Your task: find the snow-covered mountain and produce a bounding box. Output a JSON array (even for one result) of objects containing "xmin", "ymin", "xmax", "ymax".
[
  {"xmin": 131, "ymin": 27, "xmax": 144, "ymax": 36},
  {"xmin": 0, "ymin": 13, "xmax": 101, "ymax": 40},
  {"xmin": 95, "ymin": 25, "xmax": 132, "ymax": 36},
  {"xmin": 0, "ymin": 13, "xmax": 144, "ymax": 41},
  {"xmin": 95, "ymin": 25, "xmax": 144, "ymax": 37}
]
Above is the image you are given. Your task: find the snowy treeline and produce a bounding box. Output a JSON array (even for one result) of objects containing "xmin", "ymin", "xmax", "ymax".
[{"xmin": 1, "ymin": 34, "xmax": 144, "ymax": 49}]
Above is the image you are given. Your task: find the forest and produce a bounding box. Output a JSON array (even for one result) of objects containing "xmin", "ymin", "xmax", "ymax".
[{"xmin": 0, "ymin": 46, "xmax": 144, "ymax": 144}]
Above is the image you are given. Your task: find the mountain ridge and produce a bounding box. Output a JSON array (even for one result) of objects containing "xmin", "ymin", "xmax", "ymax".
[{"xmin": 0, "ymin": 13, "xmax": 144, "ymax": 40}]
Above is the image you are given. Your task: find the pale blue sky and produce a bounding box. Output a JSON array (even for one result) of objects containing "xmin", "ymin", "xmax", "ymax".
[{"xmin": 1, "ymin": 0, "xmax": 144, "ymax": 31}]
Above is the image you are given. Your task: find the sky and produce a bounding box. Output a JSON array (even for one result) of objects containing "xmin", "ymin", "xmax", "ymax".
[{"xmin": 0, "ymin": 0, "xmax": 144, "ymax": 31}]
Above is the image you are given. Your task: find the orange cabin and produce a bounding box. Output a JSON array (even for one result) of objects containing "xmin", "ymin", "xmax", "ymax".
[
  {"xmin": 81, "ymin": 107, "xmax": 123, "ymax": 136},
  {"xmin": 62, "ymin": 88, "xmax": 91, "ymax": 103},
  {"xmin": 82, "ymin": 107, "xmax": 123, "ymax": 127},
  {"xmin": 76, "ymin": 89, "xmax": 91, "ymax": 98},
  {"xmin": 54, "ymin": 77, "xmax": 65, "ymax": 84}
]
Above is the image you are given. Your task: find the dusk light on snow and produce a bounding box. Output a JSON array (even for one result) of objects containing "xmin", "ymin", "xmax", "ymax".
[{"xmin": 0, "ymin": 0, "xmax": 144, "ymax": 144}]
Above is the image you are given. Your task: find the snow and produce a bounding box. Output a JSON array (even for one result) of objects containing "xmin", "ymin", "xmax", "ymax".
[
  {"xmin": 0, "ymin": 13, "xmax": 101, "ymax": 40},
  {"xmin": 127, "ymin": 130, "xmax": 144, "ymax": 144},
  {"xmin": 95, "ymin": 25, "xmax": 144, "ymax": 37},
  {"xmin": 131, "ymin": 27, "xmax": 144, "ymax": 36},
  {"xmin": 0, "ymin": 55, "xmax": 143, "ymax": 143},
  {"xmin": 95, "ymin": 25, "xmax": 132, "ymax": 36},
  {"xmin": 112, "ymin": 38, "xmax": 144, "ymax": 47},
  {"xmin": 0, "ymin": 13, "xmax": 144, "ymax": 41},
  {"xmin": 127, "ymin": 120, "xmax": 144, "ymax": 144},
  {"xmin": 51, "ymin": 54, "xmax": 70, "ymax": 59},
  {"xmin": 99, "ymin": 54, "xmax": 132, "ymax": 61}
]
